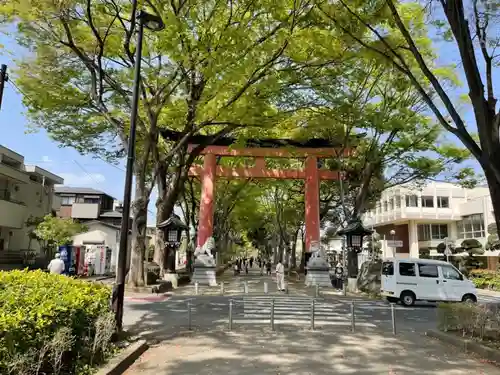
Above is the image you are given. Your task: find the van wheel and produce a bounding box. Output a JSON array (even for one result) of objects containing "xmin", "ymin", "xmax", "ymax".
[
  {"xmin": 400, "ymin": 291, "xmax": 416, "ymax": 307},
  {"xmin": 462, "ymin": 294, "xmax": 477, "ymax": 304},
  {"xmin": 386, "ymin": 297, "xmax": 399, "ymax": 304}
]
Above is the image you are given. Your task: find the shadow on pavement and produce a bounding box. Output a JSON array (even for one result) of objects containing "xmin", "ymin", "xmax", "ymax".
[{"xmin": 123, "ymin": 327, "xmax": 500, "ymax": 375}]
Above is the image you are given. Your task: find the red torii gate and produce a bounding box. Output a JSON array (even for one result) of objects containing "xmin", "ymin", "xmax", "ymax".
[{"xmin": 188, "ymin": 140, "xmax": 347, "ymax": 253}]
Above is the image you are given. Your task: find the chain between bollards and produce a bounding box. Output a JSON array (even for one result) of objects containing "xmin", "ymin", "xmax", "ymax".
[
  {"xmin": 310, "ymin": 300, "xmax": 315, "ymax": 330},
  {"xmin": 350, "ymin": 301, "xmax": 355, "ymax": 332},
  {"xmin": 195, "ymin": 281, "xmax": 199, "ymax": 295},
  {"xmin": 187, "ymin": 300, "xmax": 192, "ymax": 331},
  {"xmin": 228, "ymin": 299, "xmax": 233, "ymax": 331},
  {"xmin": 391, "ymin": 303, "xmax": 396, "ymax": 335},
  {"xmin": 270, "ymin": 298, "xmax": 275, "ymax": 331},
  {"xmin": 220, "ymin": 281, "xmax": 224, "ymax": 295}
]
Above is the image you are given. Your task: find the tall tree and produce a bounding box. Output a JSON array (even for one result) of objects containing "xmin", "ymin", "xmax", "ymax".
[
  {"xmin": 318, "ymin": 0, "xmax": 500, "ymax": 235},
  {"xmin": 2, "ymin": 0, "xmax": 314, "ymax": 285}
]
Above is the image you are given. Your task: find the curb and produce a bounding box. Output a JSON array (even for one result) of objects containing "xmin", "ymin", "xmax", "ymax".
[
  {"xmin": 425, "ymin": 330, "xmax": 500, "ymax": 364},
  {"xmin": 95, "ymin": 339, "xmax": 149, "ymax": 375}
]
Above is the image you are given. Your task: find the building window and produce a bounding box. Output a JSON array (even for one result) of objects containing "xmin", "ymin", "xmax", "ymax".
[
  {"xmin": 383, "ymin": 201, "xmax": 388, "ymax": 212},
  {"xmin": 405, "ymin": 195, "xmax": 418, "ymax": 207},
  {"xmin": 395, "ymin": 196, "xmax": 401, "ymax": 208},
  {"xmin": 388, "ymin": 198, "xmax": 394, "ymax": 210},
  {"xmin": 421, "ymin": 196, "xmax": 434, "ymax": 208},
  {"xmin": 418, "ymin": 263, "xmax": 439, "ymax": 278},
  {"xmin": 437, "ymin": 196, "xmax": 449, "ymax": 208},
  {"xmin": 399, "ymin": 262, "xmax": 416, "ymax": 277},
  {"xmin": 457, "ymin": 214, "xmax": 485, "ymax": 239},
  {"xmin": 417, "ymin": 224, "xmax": 448, "ymax": 241},
  {"xmin": 61, "ymin": 196, "xmax": 75, "ymax": 205},
  {"xmin": 84, "ymin": 198, "xmax": 99, "ymax": 204}
]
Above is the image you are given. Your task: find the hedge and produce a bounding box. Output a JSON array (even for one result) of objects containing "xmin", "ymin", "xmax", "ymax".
[
  {"xmin": 438, "ymin": 302, "xmax": 500, "ymax": 341},
  {"xmin": 469, "ymin": 269, "xmax": 500, "ymax": 290},
  {"xmin": 0, "ymin": 270, "xmax": 114, "ymax": 374}
]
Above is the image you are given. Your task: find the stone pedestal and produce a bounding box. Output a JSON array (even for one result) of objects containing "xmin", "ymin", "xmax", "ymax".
[
  {"xmin": 191, "ymin": 255, "xmax": 217, "ymax": 286},
  {"xmin": 347, "ymin": 277, "xmax": 358, "ymax": 293},
  {"xmin": 305, "ymin": 254, "xmax": 332, "ymax": 287}
]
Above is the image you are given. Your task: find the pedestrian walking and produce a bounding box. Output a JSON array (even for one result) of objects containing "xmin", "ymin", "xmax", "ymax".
[
  {"xmin": 245, "ymin": 262, "xmax": 249, "ymax": 274},
  {"xmin": 276, "ymin": 259, "xmax": 285, "ymax": 291},
  {"xmin": 266, "ymin": 260, "xmax": 272, "ymax": 275}
]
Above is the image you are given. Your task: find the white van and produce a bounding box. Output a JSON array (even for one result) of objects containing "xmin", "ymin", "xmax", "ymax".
[{"xmin": 381, "ymin": 258, "xmax": 477, "ymax": 306}]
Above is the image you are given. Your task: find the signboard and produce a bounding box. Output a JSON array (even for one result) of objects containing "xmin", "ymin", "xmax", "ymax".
[{"xmin": 387, "ymin": 240, "xmax": 403, "ymax": 248}]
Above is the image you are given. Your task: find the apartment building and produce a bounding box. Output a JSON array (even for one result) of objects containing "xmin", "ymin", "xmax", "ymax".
[
  {"xmin": 362, "ymin": 182, "xmax": 496, "ymax": 259},
  {"xmin": 54, "ymin": 186, "xmax": 124, "ymax": 226},
  {"xmin": 0, "ymin": 145, "xmax": 63, "ymax": 255}
]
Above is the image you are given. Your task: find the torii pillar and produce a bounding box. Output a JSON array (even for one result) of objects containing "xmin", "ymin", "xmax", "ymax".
[
  {"xmin": 197, "ymin": 154, "xmax": 217, "ymax": 248},
  {"xmin": 304, "ymin": 156, "xmax": 320, "ymax": 251}
]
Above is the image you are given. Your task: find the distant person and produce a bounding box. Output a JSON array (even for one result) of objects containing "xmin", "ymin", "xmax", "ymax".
[
  {"xmin": 245, "ymin": 262, "xmax": 249, "ymax": 275},
  {"xmin": 276, "ymin": 259, "xmax": 285, "ymax": 291},
  {"xmin": 47, "ymin": 253, "xmax": 65, "ymax": 275},
  {"xmin": 266, "ymin": 260, "xmax": 272, "ymax": 275}
]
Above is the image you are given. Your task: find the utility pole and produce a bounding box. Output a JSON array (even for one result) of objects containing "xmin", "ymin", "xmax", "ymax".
[{"xmin": 0, "ymin": 64, "xmax": 8, "ymax": 111}]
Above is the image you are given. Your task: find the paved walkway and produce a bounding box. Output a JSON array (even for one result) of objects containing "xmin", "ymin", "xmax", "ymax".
[{"xmin": 125, "ymin": 328, "xmax": 500, "ymax": 374}]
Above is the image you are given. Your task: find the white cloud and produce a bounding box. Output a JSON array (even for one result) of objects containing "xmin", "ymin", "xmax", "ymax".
[
  {"xmin": 58, "ymin": 173, "xmax": 106, "ymax": 186},
  {"xmin": 41, "ymin": 155, "xmax": 53, "ymax": 163}
]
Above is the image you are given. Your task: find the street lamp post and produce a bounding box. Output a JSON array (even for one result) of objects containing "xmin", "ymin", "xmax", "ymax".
[
  {"xmin": 113, "ymin": 10, "xmax": 164, "ymax": 331},
  {"xmin": 390, "ymin": 229, "xmax": 396, "ymax": 257}
]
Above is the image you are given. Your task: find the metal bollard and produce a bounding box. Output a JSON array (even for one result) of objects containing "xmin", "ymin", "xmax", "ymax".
[
  {"xmin": 244, "ymin": 281, "xmax": 249, "ymax": 294},
  {"xmin": 310, "ymin": 300, "xmax": 315, "ymax": 330},
  {"xmin": 350, "ymin": 301, "xmax": 355, "ymax": 332},
  {"xmin": 315, "ymin": 284, "xmax": 320, "ymax": 298},
  {"xmin": 195, "ymin": 282, "xmax": 199, "ymax": 295},
  {"xmin": 228, "ymin": 299, "xmax": 233, "ymax": 331},
  {"xmin": 270, "ymin": 299, "xmax": 275, "ymax": 331},
  {"xmin": 187, "ymin": 300, "xmax": 192, "ymax": 330},
  {"xmin": 264, "ymin": 281, "xmax": 268, "ymax": 294},
  {"xmin": 391, "ymin": 303, "xmax": 396, "ymax": 335},
  {"xmin": 220, "ymin": 282, "xmax": 224, "ymax": 295}
]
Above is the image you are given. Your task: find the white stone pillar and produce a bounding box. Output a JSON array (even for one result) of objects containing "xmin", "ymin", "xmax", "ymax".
[{"xmin": 408, "ymin": 220, "xmax": 419, "ymax": 258}]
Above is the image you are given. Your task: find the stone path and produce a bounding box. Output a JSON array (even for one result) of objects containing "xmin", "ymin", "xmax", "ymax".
[{"xmin": 124, "ymin": 328, "xmax": 500, "ymax": 374}]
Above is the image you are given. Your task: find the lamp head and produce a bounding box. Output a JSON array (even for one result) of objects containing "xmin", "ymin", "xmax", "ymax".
[{"xmin": 138, "ymin": 11, "xmax": 165, "ymax": 31}]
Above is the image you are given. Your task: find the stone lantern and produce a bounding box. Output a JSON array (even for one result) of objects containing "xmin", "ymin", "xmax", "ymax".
[
  {"xmin": 338, "ymin": 219, "xmax": 373, "ymax": 278},
  {"xmin": 157, "ymin": 215, "xmax": 188, "ymax": 276}
]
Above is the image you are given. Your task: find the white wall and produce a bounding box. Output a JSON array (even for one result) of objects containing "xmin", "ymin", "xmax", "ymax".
[{"xmin": 4, "ymin": 180, "xmax": 56, "ymax": 253}]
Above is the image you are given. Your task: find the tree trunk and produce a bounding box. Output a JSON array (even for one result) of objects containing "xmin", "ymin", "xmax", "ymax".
[
  {"xmin": 127, "ymin": 181, "xmax": 149, "ymax": 287},
  {"xmin": 290, "ymin": 228, "xmax": 299, "ymax": 269},
  {"xmin": 484, "ymin": 165, "xmax": 500, "ymax": 237}
]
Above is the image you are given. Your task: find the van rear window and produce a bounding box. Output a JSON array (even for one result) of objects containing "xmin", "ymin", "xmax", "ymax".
[{"xmin": 382, "ymin": 261, "xmax": 394, "ymax": 276}]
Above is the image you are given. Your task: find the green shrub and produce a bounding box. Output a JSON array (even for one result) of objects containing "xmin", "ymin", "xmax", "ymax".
[
  {"xmin": 0, "ymin": 269, "xmax": 114, "ymax": 374},
  {"xmin": 469, "ymin": 269, "xmax": 500, "ymax": 290},
  {"xmin": 437, "ymin": 302, "xmax": 500, "ymax": 341}
]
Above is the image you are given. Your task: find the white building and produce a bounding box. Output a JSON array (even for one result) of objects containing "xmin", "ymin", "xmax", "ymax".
[
  {"xmin": 0, "ymin": 145, "xmax": 63, "ymax": 262},
  {"xmin": 362, "ymin": 182, "xmax": 496, "ymax": 263}
]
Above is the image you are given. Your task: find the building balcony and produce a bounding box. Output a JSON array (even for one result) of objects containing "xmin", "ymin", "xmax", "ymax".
[
  {"xmin": 71, "ymin": 203, "xmax": 100, "ymax": 219},
  {"xmin": 363, "ymin": 206, "xmax": 460, "ymax": 227},
  {"xmin": 0, "ymin": 163, "xmax": 29, "ymax": 184},
  {"xmin": 0, "ymin": 198, "xmax": 27, "ymax": 229}
]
